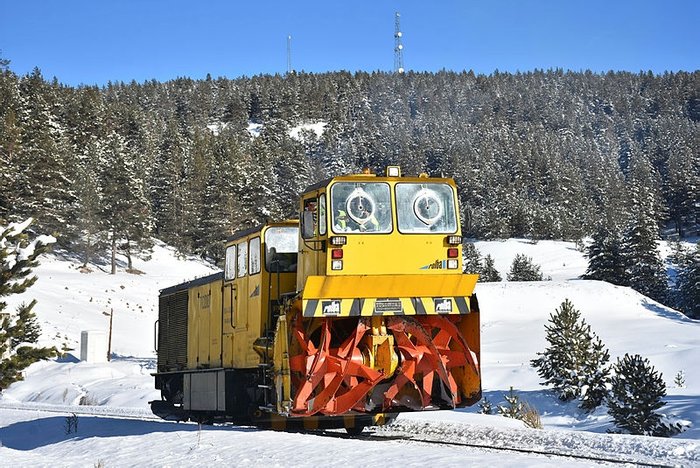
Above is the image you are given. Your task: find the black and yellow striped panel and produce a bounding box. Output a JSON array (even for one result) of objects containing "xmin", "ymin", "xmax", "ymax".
[
  {"xmin": 302, "ymin": 296, "xmax": 472, "ymax": 317},
  {"xmin": 261, "ymin": 412, "xmax": 395, "ymax": 431}
]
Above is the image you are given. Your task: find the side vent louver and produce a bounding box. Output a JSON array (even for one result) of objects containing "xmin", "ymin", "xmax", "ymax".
[{"xmin": 157, "ymin": 290, "xmax": 188, "ymax": 372}]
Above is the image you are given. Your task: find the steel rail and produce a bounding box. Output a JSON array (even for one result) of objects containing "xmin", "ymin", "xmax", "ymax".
[{"xmin": 311, "ymin": 429, "xmax": 676, "ymax": 468}]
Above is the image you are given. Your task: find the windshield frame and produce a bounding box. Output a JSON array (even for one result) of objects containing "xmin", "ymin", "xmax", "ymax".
[
  {"xmin": 395, "ymin": 182, "xmax": 459, "ymax": 234},
  {"xmin": 330, "ymin": 181, "xmax": 393, "ymax": 234}
]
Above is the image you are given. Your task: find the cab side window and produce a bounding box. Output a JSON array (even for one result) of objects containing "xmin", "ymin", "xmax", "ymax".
[
  {"xmin": 237, "ymin": 241, "xmax": 248, "ymax": 277},
  {"xmin": 249, "ymin": 237, "xmax": 261, "ymax": 275},
  {"xmin": 301, "ymin": 198, "xmax": 318, "ymax": 239},
  {"xmin": 224, "ymin": 245, "xmax": 236, "ymax": 281},
  {"xmin": 318, "ymin": 194, "xmax": 327, "ymax": 236}
]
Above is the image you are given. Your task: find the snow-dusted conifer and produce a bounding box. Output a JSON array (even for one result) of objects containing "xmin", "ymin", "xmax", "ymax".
[
  {"xmin": 0, "ymin": 219, "xmax": 57, "ymax": 389},
  {"xmin": 99, "ymin": 131, "xmax": 153, "ymax": 273},
  {"xmin": 506, "ymin": 253, "xmax": 544, "ymax": 281},
  {"xmin": 584, "ymin": 224, "xmax": 626, "ymax": 286},
  {"xmin": 462, "ymin": 242, "xmax": 482, "ymax": 275},
  {"xmin": 673, "ymin": 242, "xmax": 700, "ymax": 319},
  {"xmin": 531, "ymin": 299, "xmax": 610, "ymax": 409},
  {"xmin": 607, "ymin": 354, "xmax": 682, "ymax": 437},
  {"xmin": 479, "ymin": 397, "xmax": 493, "ymax": 415},
  {"xmin": 73, "ymin": 138, "xmax": 106, "ymax": 267},
  {"xmin": 14, "ymin": 69, "xmax": 75, "ymax": 239},
  {"xmin": 480, "ymin": 254, "xmax": 502, "ymax": 282},
  {"xmin": 497, "ymin": 387, "xmax": 523, "ymax": 419},
  {"xmin": 621, "ymin": 215, "xmax": 667, "ymax": 304},
  {"xmin": 578, "ymin": 335, "xmax": 611, "ymax": 412},
  {"xmin": 621, "ymin": 157, "xmax": 667, "ymax": 304}
]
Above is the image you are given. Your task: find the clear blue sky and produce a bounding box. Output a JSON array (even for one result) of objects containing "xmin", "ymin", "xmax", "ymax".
[{"xmin": 1, "ymin": 0, "xmax": 698, "ymax": 86}]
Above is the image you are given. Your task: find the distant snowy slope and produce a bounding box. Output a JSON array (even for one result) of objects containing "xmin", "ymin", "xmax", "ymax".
[
  {"xmin": 474, "ymin": 238, "xmax": 588, "ymax": 280},
  {"xmin": 479, "ymin": 279, "xmax": 696, "ymax": 387}
]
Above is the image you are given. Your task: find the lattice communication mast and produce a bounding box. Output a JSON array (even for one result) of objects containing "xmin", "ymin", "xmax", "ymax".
[
  {"xmin": 287, "ymin": 35, "xmax": 292, "ymax": 74},
  {"xmin": 394, "ymin": 12, "xmax": 404, "ymax": 74}
]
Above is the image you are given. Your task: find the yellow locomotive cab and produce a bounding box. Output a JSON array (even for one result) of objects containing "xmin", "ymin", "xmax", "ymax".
[{"xmin": 152, "ymin": 167, "xmax": 481, "ymax": 432}]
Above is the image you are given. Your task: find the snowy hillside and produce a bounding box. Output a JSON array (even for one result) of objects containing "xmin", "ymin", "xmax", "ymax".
[
  {"xmin": 1, "ymin": 238, "xmax": 698, "ymax": 465},
  {"xmin": 3, "ymin": 240, "xmax": 218, "ymax": 357}
]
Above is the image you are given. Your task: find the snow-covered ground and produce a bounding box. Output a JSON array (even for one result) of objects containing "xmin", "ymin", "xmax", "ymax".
[{"xmin": 1, "ymin": 238, "xmax": 698, "ymax": 466}]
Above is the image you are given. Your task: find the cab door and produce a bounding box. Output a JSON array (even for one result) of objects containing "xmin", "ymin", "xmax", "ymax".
[
  {"xmin": 231, "ymin": 240, "xmax": 249, "ymax": 367},
  {"xmin": 222, "ymin": 244, "xmax": 236, "ymax": 367},
  {"xmin": 298, "ymin": 194, "xmax": 327, "ymax": 290}
]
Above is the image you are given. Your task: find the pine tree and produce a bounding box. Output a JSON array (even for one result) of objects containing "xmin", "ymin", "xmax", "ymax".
[
  {"xmin": 506, "ymin": 253, "xmax": 544, "ymax": 281},
  {"xmin": 578, "ymin": 335, "xmax": 611, "ymax": 412},
  {"xmin": 666, "ymin": 136, "xmax": 699, "ymax": 236},
  {"xmin": 99, "ymin": 131, "xmax": 153, "ymax": 273},
  {"xmin": 0, "ymin": 52, "xmax": 9, "ymax": 71},
  {"xmin": 479, "ymin": 397, "xmax": 493, "ymax": 415},
  {"xmin": 608, "ymin": 354, "xmax": 682, "ymax": 437},
  {"xmin": 14, "ymin": 69, "xmax": 75, "ymax": 239},
  {"xmin": 0, "ymin": 82, "xmax": 22, "ymax": 223},
  {"xmin": 621, "ymin": 157, "xmax": 667, "ymax": 304},
  {"xmin": 584, "ymin": 224, "xmax": 627, "ymax": 286},
  {"xmin": 462, "ymin": 242, "xmax": 482, "ymax": 274},
  {"xmin": 480, "ymin": 254, "xmax": 502, "ymax": 282},
  {"xmin": 150, "ymin": 119, "xmax": 195, "ymax": 252},
  {"xmin": 73, "ymin": 138, "xmax": 106, "ymax": 267},
  {"xmin": 673, "ymin": 370, "xmax": 686, "ymax": 388},
  {"xmin": 531, "ymin": 299, "xmax": 610, "ymax": 409},
  {"xmin": 672, "ymin": 242, "xmax": 700, "ymax": 319},
  {"xmin": 193, "ymin": 132, "xmax": 245, "ymax": 264},
  {"xmin": 0, "ymin": 219, "xmax": 58, "ymax": 390},
  {"xmin": 497, "ymin": 387, "xmax": 523, "ymax": 419},
  {"xmin": 621, "ymin": 211, "xmax": 667, "ymax": 304}
]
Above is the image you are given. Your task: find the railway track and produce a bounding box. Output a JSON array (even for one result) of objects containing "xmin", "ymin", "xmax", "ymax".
[
  {"xmin": 313, "ymin": 430, "xmax": 675, "ymax": 467},
  {"xmin": 1, "ymin": 402, "xmax": 694, "ymax": 467},
  {"xmin": 0, "ymin": 401, "xmax": 160, "ymax": 421}
]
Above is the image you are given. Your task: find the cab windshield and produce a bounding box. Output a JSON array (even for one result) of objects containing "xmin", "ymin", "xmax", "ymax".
[
  {"xmin": 265, "ymin": 226, "xmax": 298, "ymax": 272},
  {"xmin": 331, "ymin": 182, "xmax": 392, "ymax": 233},
  {"xmin": 395, "ymin": 183, "xmax": 458, "ymax": 233}
]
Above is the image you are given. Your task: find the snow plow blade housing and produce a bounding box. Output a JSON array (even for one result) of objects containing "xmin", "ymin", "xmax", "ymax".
[{"xmin": 152, "ymin": 167, "xmax": 481, "ymax": 432}]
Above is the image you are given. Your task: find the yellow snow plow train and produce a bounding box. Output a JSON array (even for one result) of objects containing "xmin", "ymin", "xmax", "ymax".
[{"xmin": 152, "ymin": 167, "xmax": 481, "ymax": 433}]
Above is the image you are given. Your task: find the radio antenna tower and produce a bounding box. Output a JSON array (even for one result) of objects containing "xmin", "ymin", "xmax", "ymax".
[
  {"xmin": 287, "ymin": 35, "xmax": 292, "ymax": 74},
  {"xmin": 394, "ymin": 12, "xmax": 404, "ymax": 73}
]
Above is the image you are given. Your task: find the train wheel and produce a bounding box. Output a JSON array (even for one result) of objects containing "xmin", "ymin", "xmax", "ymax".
[
  {"xmin": 190, "ymin": 411, "xmax": 214, "ymax": 426},
  {"xmin": 344, "ymin": 425, "xmax": 365, "ymax": 436}
]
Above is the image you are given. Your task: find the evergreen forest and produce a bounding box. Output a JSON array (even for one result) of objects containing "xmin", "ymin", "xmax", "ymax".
[{"xmin": 1, "ymin": 64, "xmax": 698, "ymax": 266}]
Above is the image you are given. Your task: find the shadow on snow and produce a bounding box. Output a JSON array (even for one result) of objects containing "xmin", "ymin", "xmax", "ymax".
[{"xmin": 0, "ymin": 415, "xmax": 255, "ymax": 451}]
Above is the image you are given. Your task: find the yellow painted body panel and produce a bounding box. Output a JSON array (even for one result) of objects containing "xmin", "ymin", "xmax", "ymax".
[
  {"xmin": 303, "ymin": 274, "xmax": 478, "ymax": 299},
  {"xmin": 222, "ymin": 282, "xmax": 234, "ymax": 367},
  {"xmin": 329, "ymin": 234, "xmax": 461, "ymax": 276},
  {"xmin": 187, "ymin": 281, "xmax": 222, "ymax": 368}
]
